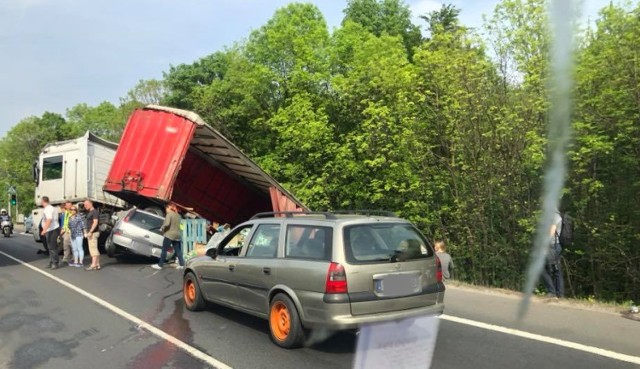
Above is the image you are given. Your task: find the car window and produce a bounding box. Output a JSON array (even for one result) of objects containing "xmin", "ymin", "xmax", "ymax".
[
  {"xmin": 245, "ymin": 224, "xmax": 280, "ymax": 258},
  {"xmin": 128, "ymin": 211, "xmax": 163, "ymax": 234},
  {"xmin": 218, "ymin": 225, "xmax": 252, "ymax": 256},
  {"xmin": 285, "ymin": 225, "xmax": 332, "ymax": 261},
  {"xmin": 344, "ymin": 223, "xmax": 432, "ymax": 264}
]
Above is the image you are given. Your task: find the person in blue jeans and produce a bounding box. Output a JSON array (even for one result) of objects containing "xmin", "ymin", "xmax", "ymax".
[
  {"xmin": 152, "ymin": 203, "xmax": 184, "ymax": 270},
  {"xmin": 67, "ymin": 205, "xmax": 85, "ymax": 267},
  {"xmin": 542, "ymin": 211, "xmax": 565, "ymax": 298}
]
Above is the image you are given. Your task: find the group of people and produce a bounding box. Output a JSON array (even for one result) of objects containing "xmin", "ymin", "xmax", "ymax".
[
  {"xmin": 39, "ymin": 196, "xmax": 100, "ymax": 270},
  {"xmin": 38, "ymin": 198, "xmax": 230, "ymax": 272}
]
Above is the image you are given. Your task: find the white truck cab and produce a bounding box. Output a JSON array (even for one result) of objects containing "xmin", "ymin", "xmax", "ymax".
[{"xmin": 31, "ymin": 132, "xmax": 127, "ymax": 244}]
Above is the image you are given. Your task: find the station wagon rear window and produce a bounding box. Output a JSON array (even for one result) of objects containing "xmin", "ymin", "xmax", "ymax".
[
  {"xmin": 285, "ymin": 225, "xmax": 332, "ymax": 261},
  {"xmin": 344, "ymin": 223, "xmax": 433, "ymax": 264}
]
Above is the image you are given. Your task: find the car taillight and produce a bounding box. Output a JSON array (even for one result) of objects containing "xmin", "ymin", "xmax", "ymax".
[
  {"xmin": 113, "ymin": 230, "xmax": 123, "ymax": 236},
  {"xmin": 123, "ymin": 215, "xmax": 130, "ymax": 222},
  {"xmin": 325, "ymin": 262, "xmax": 347, "ymax": 294},
  {"xmin": 435, "ymin": 255, "xmax": 443, "ymax": 283}
]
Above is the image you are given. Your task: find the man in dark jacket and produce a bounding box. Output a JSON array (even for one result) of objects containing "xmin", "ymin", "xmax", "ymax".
[{"xmin": 152, "ymin": 203, "xmax": 184, "ymax": 270}]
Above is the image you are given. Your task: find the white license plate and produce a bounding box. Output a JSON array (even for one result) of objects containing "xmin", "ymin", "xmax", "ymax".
[{"xmin": 374, "ymin": 273, "xmax": 420, "ymax": 297}]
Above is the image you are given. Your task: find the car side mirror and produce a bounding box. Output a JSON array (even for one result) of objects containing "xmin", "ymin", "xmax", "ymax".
[{"xmin": 205, "ymin": 248, "xmax": 217, "ymax": 259}]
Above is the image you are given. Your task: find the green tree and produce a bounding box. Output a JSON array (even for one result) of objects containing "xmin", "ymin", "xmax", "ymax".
[
  {"xmin": 163, "ymin": 51, "xmax": 234, "ymax": 109},
  {"xmin": 569, "ymin": 3, "xmax": 640, "ymax": 300},
  {"xmin": 0, "ymin": 113, "xmax": 72, "ymax": 213},
  {"xmin": 420, "ymin": 3, "xmax": 461, "ymax": 36},
  {"xmin": 123, "ymin": 79, "xmax": 166, "ymax": 105},
  {"xmin": 65, "ymin": 101, "xmax": 133, "ymax": 142},
  {"xmin": 192, "ymin": 3, "xmax": 332, "ymax": 160},
  {"xmin": 343, "ymin": 0, "xmax": 422, "ymax": 58}
]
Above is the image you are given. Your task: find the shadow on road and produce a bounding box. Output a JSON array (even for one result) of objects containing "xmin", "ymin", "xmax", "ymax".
[
  {"xmin": 95, "ymin": 254, "xmax": 161, "ymax": 270},
  {"xmin": 0, "ymin": 254, "xmax": 20, "ymax": 269},
  {"xmin": 200, "ymin": 301, "xmax": 358, "ymax": 353}
]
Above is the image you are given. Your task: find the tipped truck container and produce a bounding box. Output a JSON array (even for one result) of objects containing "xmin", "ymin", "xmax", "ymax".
[{"xmin": 103, "ymin": 105, "xmax": 306, "ymax": 225}]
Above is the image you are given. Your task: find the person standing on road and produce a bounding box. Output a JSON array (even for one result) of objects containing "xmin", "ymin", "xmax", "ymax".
[
  {"xmin": 84, "ymin": 199, "xmax": 101, "ymax": 271},
  {"xmin": 67, "ymin": 205, "xmax": 85, "ymax": 267},
  {"xmin": 40, "ymin": 196, "xmax": 60, "ymax": 269},
  {"xmin": 152, "ymin": 203, "xmax": 184, "ymax": 270},
  {"xmin": 542, "ymin": 210, "xmax": 565, "ymax": 298},
  {"xmin": 435, "ymin": 241, "xmax": 454, "ymax": 281},
  {"xmin": 59, "ymin": 201, "xmax": 73, "ymax": 265}
]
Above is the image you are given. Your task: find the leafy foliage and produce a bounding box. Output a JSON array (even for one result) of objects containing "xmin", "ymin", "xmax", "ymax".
[{"xmin": 3, "ymin": 0, "xmax": 639, "ymax": 302}]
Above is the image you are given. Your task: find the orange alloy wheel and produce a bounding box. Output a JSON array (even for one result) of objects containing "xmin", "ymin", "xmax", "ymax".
[
  {"xmin": 270, "ymin": 301, "xmax": 291, "ymax": 341},
  {"xmin": 184, "ymin": 279, "xmax": 196, "ymax": 306}
]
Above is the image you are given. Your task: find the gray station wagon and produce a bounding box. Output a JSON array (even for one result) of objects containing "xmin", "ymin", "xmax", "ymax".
[{"xmin": 183, "ymin": 211, "xmax": 445, "ymax": 348}]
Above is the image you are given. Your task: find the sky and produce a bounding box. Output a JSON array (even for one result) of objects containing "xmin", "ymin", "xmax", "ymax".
[{"xmin": 0, "ymin": 0, "xmax": 613, "ymax": 136}]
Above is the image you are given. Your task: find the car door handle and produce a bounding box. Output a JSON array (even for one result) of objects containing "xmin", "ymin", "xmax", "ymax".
[
  {"xmin": 228, "ymin": 265, "xmax": 235, "ymax": 271},
  {"xmin": 144, "ymin": 235, "xmax": 150, "ymax": 238},
  {"xmin": 263, "ymin": 267, "xmax": 271, "ymax": 275}
]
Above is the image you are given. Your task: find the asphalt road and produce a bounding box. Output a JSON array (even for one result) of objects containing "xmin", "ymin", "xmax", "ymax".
[{"xmin": 1, "ymin": 231, "xmax": 638, "ymax": 369}]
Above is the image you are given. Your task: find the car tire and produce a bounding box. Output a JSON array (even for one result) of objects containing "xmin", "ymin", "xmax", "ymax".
[
  {"xmin": 269, "ymin": 293, "xmax": 305, "ymax": 349},
  {"xmin": 106, "ymin": 237, "xmax": 116, "ymax": 258},
  {"xmin": 183, "ymin": 272, "xmax": 205, "ymax": 311}
]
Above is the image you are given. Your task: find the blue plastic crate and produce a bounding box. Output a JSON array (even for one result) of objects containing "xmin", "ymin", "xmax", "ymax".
[{"xmin": 180, "ymin": 219, "xmax": 208, "ymax": 254}]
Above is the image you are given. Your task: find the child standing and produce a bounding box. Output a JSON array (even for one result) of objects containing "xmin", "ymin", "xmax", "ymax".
[
  {"xmin": 67, "ymin": 205, "xmax": 86, "ymax": 267},
  {"xmin": 435, "ymin": 241, "xmax": 454, "ymax": 281}
]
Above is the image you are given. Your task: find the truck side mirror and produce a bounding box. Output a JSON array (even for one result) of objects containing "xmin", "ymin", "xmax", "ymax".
[{"xmin": 32, "ymin": 161, "xmax": 40, "ymax": 185}]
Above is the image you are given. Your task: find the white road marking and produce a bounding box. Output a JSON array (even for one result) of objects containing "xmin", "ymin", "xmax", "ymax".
[
  {"xmin": 0, "ymin": 250, "xmax": 232, "ymax": 369},
  {"xmin": 441, "ymin": 314, "xmax": 640, "ymax": 365}
]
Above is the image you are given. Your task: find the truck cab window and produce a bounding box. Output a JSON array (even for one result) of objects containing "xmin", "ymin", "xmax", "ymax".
[{"xmin": 42, "ymin": 156, "xmax": 63, "ymax": 181}]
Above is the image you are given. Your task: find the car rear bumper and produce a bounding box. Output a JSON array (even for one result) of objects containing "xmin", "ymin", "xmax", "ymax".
[
  {"xmin": 112, "ymin": 234, "xmax": 173, "ymax": 260},
  {"xmin": 298, "ymin": 290, "xmax": 445, "ymax": 330},
  {"xmin": 329, "ymin": 302, "xmax": 444, "ymax": 330}
]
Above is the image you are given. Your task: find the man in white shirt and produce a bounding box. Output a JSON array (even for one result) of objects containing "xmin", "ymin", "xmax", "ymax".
[{"xmin": 40, "ymin": 196, "xmax": 60, "ymax": 269}]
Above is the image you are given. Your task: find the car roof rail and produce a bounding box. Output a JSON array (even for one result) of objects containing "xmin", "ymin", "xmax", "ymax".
[
  {"xmin": 330, "ymin": 210, "xmax": 398, "ymax": 217},
  {"xmin": 250, "ymin": 211, "xmax": 337, "ymax": 220}
]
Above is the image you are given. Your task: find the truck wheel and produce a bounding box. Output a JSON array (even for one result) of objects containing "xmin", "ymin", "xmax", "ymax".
[
  {"xmin": 183, "ymin": 272, "xmax": 205, "ymax": 311},
  {"xmin": 144, "ymin": 206, "xmax": 164, "ymax": 217},
  {"xmin": 269, "ymin": 293, "xmax": 305, "ymax": 349}
]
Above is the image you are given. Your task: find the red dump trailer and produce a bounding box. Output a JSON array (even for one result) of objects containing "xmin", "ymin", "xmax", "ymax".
[{"xmin": 103, "ymin": 105, "xmax": 306, "ymax": 225}]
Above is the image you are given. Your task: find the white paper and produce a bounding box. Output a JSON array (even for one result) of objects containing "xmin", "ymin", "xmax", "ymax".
[{"xmin": 353, "ymin": 315, "xmax": 440, "ymax": 369}]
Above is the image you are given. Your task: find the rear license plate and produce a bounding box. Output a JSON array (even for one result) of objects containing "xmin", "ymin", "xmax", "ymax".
[{"xmin": 374, "ymin": 273, "xmax": 420, "ymax": 297}]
